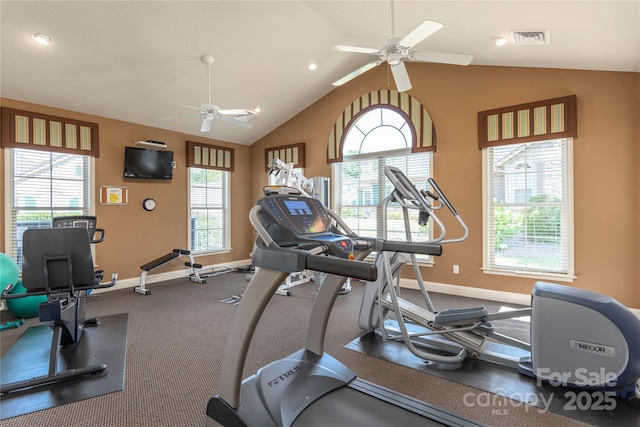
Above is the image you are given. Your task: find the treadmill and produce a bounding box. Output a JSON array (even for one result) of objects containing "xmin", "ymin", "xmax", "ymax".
[{"xmin": 207, "ymin": 192, "xmax": 486, "ymax": 427}]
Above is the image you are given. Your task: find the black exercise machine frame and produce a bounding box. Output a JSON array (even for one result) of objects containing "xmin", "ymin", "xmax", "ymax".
[{"xmin": 1, "ymin": 226, "xmax": 117, "ymax": 394}]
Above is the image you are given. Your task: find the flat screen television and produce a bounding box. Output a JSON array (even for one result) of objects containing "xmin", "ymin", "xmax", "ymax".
[{"xmin": 124, "ymin": 146, "xmax": 174, "ymax": 180}]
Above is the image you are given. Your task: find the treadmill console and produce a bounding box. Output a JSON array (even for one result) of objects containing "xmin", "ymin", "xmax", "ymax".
[{"xmin": 257, "ymin": 195, "xmax": 355, "ymax": 259}]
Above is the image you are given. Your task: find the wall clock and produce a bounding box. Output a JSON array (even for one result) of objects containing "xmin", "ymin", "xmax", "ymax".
[{"xmin": 142, "ymin": 198, "xmax": 157, "ymax": 211}]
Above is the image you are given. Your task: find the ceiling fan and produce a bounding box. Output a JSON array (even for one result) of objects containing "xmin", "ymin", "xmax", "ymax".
[
  {"xmin": 332, "ymin": 1, "xmax": 473, "ymax": 92},
  {"xmin": 161, "ymin": 55, "xmax": 257, "ymax": 133}
]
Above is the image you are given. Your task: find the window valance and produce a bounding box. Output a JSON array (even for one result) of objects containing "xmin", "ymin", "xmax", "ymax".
[
  {"xmin": 478, "ymin": 95, "xmax": 577, "ymax": 149},
  {"xmin": 327, "ymin": 89, "xmax": 436, "ymax": 163},
  {"xmin": 264, "ymin": 143, "xmax": 305, "ymax": 171},
  {"xmin": 187, "ymin": 141, "xmax": 234, "ymax": 172},
  {"xmin": 1, "ymin": 107, "xmax": 99, "ymax": 157}
]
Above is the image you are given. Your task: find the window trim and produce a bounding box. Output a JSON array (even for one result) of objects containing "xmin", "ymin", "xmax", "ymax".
[
  {"xmin": 4, "ymin": 148, "xmax": 96, "ymax": 263},
  {"xmin": 481, "ymin": 138, "xmax": 575, "ymax": 282},
  {"xmin": 187, "ymin": 167, "xmax": 231, "ymax": 255},
  {"xmin": 332, "ymin": 105, "xmax": 434, "ymax": 264}
]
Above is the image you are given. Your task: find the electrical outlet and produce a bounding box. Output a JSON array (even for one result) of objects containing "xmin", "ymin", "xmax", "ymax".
[{"xmin": 453, "ymin": 265, "xmax": 460, "ymax": 274}]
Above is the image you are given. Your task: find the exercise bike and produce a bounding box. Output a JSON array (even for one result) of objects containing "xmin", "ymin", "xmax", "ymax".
[
  {"xmin": 358, "ymin": 166, "xmax": 640, "ymax": 407},
  {"xmin": 1, "ymin": 216, "xmax": 117, "ymax": 394}
]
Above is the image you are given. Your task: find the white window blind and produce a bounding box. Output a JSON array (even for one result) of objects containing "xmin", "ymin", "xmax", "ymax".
[
  {"xmin": 334, "ymin": 151, "xmax": 432, "ymax": 243},
  {"xmin": 484, "ymin": 139, "xmax": 574, "ymax": 277},
  {"xmin": 333, "ymin": 106, "xmax": 433, "ymax": 260},
  {"xmin": 8, "ymin": 148, "xmax": 91, "ymax": 267},
  {"xmin": 189, "ymin": 168, "xmax": 229, "ymax": 253}
]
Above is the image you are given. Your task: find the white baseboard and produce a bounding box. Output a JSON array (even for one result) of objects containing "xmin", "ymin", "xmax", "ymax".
[
  {"xmin": 399, "ymin": 278, "xmax": 531, "ymax": 306},
  {"xmin": 93, "ymin": 265, "xmax": 640, "ymax": 319},
  {"xmin": 398, "ymin": 278, "xmax": 640, "ymax": 319},
  {"xmin": 92, "ymin": 259, "xmax": 252, "ymax": 294}
]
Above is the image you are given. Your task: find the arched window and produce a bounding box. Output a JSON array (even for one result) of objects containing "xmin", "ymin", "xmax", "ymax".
[{"xmin": 333, "ymin": 106, "xmax": 433, "ymax": 251}]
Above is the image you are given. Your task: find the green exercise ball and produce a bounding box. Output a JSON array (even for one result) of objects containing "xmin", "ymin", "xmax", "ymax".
[
  {"xmin": 0, "ymin": 252, "xmax": 20, "ymax": 290},
  {"xmin": 6, "ymin": 280, "xmax": 47, "ymax": 319}
]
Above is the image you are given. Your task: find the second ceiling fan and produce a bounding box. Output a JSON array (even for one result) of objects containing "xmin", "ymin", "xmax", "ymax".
[
  {"xmin": 333, "ymin": 2, "xmax": 473, "ymax": 92},
  {"xmin": 161, "ymin": 55, "xmax": 257, "ymax": 133}
]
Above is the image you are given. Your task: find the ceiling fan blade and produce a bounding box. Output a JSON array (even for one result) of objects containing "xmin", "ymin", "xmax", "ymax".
[
  {"xmin": 409, "ymin": 51, "xmax": 474, "ymax": 66},
  {"xmin": 177, "ymin": 104, "xmax": 205, "ymax": 112},
  {"xmin": 332, "ymin": 61, "xmax": 382, "ymax": 87},
  {"xmin": 217, "ymin": 108, "xmax": 252, "ymax": 116},
  {"xmin": 218, "ymin": 115, "xmax": 253, "ymax": 129},
  {"xmin": 200, "ymin": 117, "xmax": 213, "ymax": 132},
  {"xmin": 333, "ymin": 45, "xmax": 379, "ymax": 55},
  {"xmin": 399, "ymin": 19, "xmax": 443, "ymax": 49},
  {"xmin": 391, "ymin": 62, "xmax": 412, "ymax": 93},
  {"xmin": 160, "ymin": 113, "xmax": 199, "ymax": 121}
]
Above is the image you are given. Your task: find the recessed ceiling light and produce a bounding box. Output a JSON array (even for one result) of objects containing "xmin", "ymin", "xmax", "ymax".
[
  {"xmin": 308, "ymin": 61, "xmax": 318, "ymax": 71},
  {"xmin": 253, "ymin": 106, "xmax": 261, "ymax": 113},
  {"xmin": 32, "ymin": 32, "xmax": 53, "ymax": 45},
  {"xmin": 493, "ymin": 36, "xmax": 508, "ymax": 46}
]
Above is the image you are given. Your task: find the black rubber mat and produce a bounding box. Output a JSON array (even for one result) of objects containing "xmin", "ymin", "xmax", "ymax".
[
  {"xmin": 1, "ymin": 312, "xmax": 128, "ymax": 420},
  {"xmin": 345, "ymin": 323, "xmax": 640, "ymax": 427}
]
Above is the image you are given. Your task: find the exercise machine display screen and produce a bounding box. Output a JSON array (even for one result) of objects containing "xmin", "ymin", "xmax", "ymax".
[
  {"xmin": 260, "ymin": 195, "xmax": 329, "ymax": 235},
  {"xmin": 385, "ymin": 166, "xmax": 418, "ymax": 200},
  {"xmin": 258, "ymin": 195, "xmax": 358, "ymax": 258},
  {"xmin": 283, "ymin": 200, "xmax": 313, "ymax": 216}
]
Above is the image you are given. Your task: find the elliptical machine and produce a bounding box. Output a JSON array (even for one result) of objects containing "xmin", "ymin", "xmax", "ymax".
[{"xmin": 358, "ymin": 166, "xmax": 640, "ymax": 407}]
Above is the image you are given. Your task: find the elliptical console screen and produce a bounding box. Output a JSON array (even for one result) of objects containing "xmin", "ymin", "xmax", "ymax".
[
  {"xmin": 385, "ymin": 166, "xmax": 418, "ymax": 200},
  {"xmin": 260, "ymin": 195, "xmax": 330, "ymax": 235}
]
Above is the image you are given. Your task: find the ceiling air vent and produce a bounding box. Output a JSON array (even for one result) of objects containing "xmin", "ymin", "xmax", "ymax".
[{"xmin": 511, "ymin": 29, "xmax": 550, "ymax": 45}]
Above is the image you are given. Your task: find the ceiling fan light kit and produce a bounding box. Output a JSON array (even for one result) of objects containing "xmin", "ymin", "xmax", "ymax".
[
  {"xmin": 332, "ymin": 1, "xmax": 474, "ymax": 92},
  {"xmin": 159, "ymin": 55, "xmax": 257, "ymax": 132}
]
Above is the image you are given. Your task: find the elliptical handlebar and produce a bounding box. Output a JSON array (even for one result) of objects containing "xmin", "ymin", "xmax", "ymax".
[
  {"xmin": 384, "ymin": 166, "xmax": 469, "ymax": 245},
  {"xmin": 427, "ymin": 178, "xmax": 469, "ymax": 244},
  {"xmin": 427, "ymin": 178, "xmax": 456, "ymax": 216}
]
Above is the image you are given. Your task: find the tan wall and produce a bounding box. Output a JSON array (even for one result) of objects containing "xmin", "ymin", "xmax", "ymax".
[
  {"xmin": 249, "ymin": 64, "xmax": 640, "ymax": 308},
  {"xmin": 1, "ymin": 98, "xmax": 253, "ymax": 282},
  {"xmin": 3, "ymin": 64, "xmax": 638, "ymax": 308}
]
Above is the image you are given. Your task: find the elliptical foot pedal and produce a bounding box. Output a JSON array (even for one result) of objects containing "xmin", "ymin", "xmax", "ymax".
[{"xmin": 433, "ymin": 307, "xmax": 488, "ymax": 326}]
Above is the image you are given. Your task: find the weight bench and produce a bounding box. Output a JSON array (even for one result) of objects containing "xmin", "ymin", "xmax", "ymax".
[
  {"xmin": 134, "ymin": 249, "xmax": 205, "ymax": 295},
  {"xmin": 1, "ymin": 227, "xmax": 117, "ymax": 394}
]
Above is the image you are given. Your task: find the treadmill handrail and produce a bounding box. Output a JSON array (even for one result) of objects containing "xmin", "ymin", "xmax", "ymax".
[
  {"xmin": 249, "ymin": 203, "xmax": 442, "ymax": 269},
  {"xmin": 250, "ymin": 206, "xmax": 377, "ymax": 281}
]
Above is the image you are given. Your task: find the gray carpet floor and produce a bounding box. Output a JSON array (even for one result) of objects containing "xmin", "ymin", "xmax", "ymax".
[{"xmin": 0, "ymin": 273, "xmax": 599, "ymax": 426}]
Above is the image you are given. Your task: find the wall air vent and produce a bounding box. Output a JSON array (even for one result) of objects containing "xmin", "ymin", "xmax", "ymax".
[{"xmin": 511, "ymin": 29, "xmax": 551, "ymax": 45}]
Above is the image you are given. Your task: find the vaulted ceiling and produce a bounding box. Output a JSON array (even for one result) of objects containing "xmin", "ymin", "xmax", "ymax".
[{"xmin": 2, "ymin": 1, "xmax": 638, "ymax": 145}]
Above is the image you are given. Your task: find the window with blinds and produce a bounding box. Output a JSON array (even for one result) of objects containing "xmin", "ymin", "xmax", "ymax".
[
  {"xmin": 333, "ymin": 106, "xmax": 433, "ymax": 261},
  {"xmin": 7, "ymin": 148, "xmax": 91, "ymax": 267},
  {"xmin": 189, "ymin": 167, "xmax": 229, "ymax": 253},
  {"xmin": 483, "ymin": 138, "xmax": 574, "ymax": 279}
]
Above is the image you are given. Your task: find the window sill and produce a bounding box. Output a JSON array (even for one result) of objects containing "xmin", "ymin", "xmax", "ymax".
[
  {"xmin": 482, "ymin": 267, "xmax": 576, "ymax": 283},
  {"xmin": 191, "ymin": 248, "xmax": 232, "ymax": 257}
]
